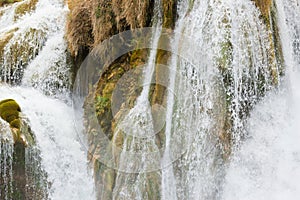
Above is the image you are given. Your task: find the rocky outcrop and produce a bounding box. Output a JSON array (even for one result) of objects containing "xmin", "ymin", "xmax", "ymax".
[
  {"xmin": 66, "ymin": 0, "xmax": 154, "ymax": 58},
  {"xmin": 0, "ymin": 26, "xmax": 47, "ymax": 84}
]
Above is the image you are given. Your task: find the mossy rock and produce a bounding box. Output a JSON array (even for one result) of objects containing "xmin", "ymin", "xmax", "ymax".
[
  {"xmin": 0, "ymin": 99, "xmax": 21, "ymax": 124},
  {"xmin": 0, "ymin": 99, "xmax": 35, "ymax": 146},
  {"xmin": 10, "ymin": 119, "xmax": 21, "ymax": 129}
]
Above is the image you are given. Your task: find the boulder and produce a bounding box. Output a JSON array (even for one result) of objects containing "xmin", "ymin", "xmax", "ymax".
[
  {"xmin": 0, "ymin": 99, "xmax": 35, "ymax": 146},
  {"xmin": 0, "ymin": 99, "xmax": 48, "ymax": 199}
]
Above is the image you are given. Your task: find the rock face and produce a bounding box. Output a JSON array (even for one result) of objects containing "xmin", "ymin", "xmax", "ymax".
[
  {"xmin": 0, "ymin": 99, "xmax": 48, "ymax": 199},
  {"xmin": 252, "ymin": 0, "xmax": 272, "ymax": 18}
]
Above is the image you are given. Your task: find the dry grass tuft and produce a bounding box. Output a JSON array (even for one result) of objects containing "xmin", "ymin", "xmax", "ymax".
[
  {"xmin": 66, "ymin": 0, "xmax": 93, "ymax": 57},
  {"xmin": 66, "ymin": 0, "xmax": 153, "ymax": 55},
  {"xmin": 111, "ymin": 0, "xmax": 151, "ymax": 29},
  {"xmin": 91, "ymin": 0, "xmax": 117, "ymax": 45}
]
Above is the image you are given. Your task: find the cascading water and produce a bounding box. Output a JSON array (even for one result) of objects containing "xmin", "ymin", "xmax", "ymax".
[
  {"xmin": 0, "ymin": 0, "xmax": 71, "ymax": 92},
  {"xmin": 161, "ymin": 2, "xmax": 189, "ymax": 199},
  {"xmin": 0, "ymin": 119, "xmax": 14, "ymax": 200},
  {"xmin": 159, "ymin": 0, "xmax": 278, "ymax": 199},
  {"xmin": 1, "ymin": 0, "xmax": 299, "ymax": 199},
  {"xmin": 0, "ymin": 86, "xmax": 95, "ymax": 199},
  {"xmin": 111, "ymin": 1, "xmax": 163, "ymax": 199},
  {"xmin": 85, "ymin": 0, "xmax": 281, "ymax": 199},
  {"xmin": 222, "ymin": 0, "xmax": 300, "ymax": 199},
  {"xmin": 0, "ymin": 0, "xmax": 95, "ymax": 199}
]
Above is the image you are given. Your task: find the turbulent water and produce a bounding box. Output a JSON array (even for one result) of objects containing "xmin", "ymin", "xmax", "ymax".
[
  {"xmin": 0, "ymin": 0, "xmax": 95, "ymax": 199},
  {"xmin": 223, "ymin": 0, "xmax": 300, "ymax": 199},
  {"xmin": 160, "ymin": 0, "xmax": 278, "ymax": 199},
  {"xmin": 0, "ymin": 86, "xmax": 95, "ymax": 199}
]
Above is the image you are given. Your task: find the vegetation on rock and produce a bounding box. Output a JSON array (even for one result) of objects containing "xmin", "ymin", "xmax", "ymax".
[
  {"xmin": 0, "ymin": 28, "xmax": 18, "ymax": 62},
  {"xmin": 0, "ymin": 99, "xmax": 21, "ymax": 125},
  {"xmin": 0, "ymin": 99, "xmax": 35, "ymax": 146}
]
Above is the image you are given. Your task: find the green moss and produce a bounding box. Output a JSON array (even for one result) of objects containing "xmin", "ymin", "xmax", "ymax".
[
  {"xmin": 0, "ymin": 99, "xmax": 21, "ymax": 124},
  {"xmin": 95, "ymin": 95, "xmax": 110, "ymax": 115},
  {"xmin": 95, "ymin": 6, "xmax": 101, "ymax": 19},
  {"xmin": 217, "ymin": 40, "xmax": 233, "ymax": 71},
  {"xmin": 10, "ymin": 118, "xmax": 21, "ymax": 129},
  {"xmin": 188, "ymin": 0, "xmax": 195, "ymax": 13}
]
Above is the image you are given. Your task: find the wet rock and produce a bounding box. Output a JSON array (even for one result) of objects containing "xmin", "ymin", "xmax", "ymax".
[
  {"xmin": 0, "ymin": 0, "xmax": 21, "ymax": 7},
  {"xmin": 14, "ymin": 0, "xmax": 39, "ymax": 21}
]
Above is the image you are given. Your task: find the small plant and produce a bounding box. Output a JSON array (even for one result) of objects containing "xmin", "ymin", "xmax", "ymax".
[
  {"xmin": 95, "ymin": 6, "xmax": 101, "ymax": 19},
  {"xmin": 95, "ymin": 95, "xmax": 110, "ymax": 115}
]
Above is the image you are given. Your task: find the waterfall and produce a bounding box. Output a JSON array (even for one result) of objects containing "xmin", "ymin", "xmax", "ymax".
[
  {"xmin": 1, "ymin": 0, "xmax": 300, "ymax": 199},
  {"xmin": 0, "ymin": 0, "xmax": 95, "ymax": 199},
  {"xmin": 0, "ymin": 0, "xmax": 71, "ymax": 96},
  {"xmin": 111, "ymin": 1, "xmax": 163, "ymax": 199},
  {"xmin": 0, "ymin": 86, "xmax": 95, "ymax": 199},
  {"xmin": 0, "ymin": 119, "xmax": 14, "ymax": 200},
  {"xmin": 161, "ymin": 1, "xmax": 188, "ymax": 200},
  {"xmin": 158, "ymin": 0, "xmax": 278, "ymax": 199},
  {"xmin": 222, "ymin": 0, "xmax": 300, "ymax": 199}
]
